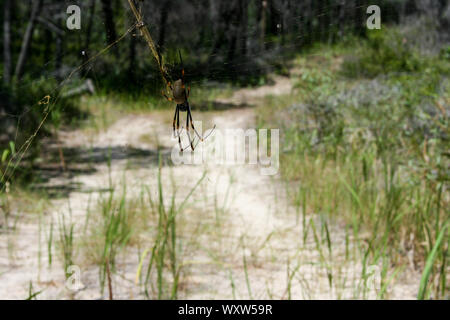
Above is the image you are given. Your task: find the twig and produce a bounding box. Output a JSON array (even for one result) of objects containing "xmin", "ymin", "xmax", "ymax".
[{"xmin": 127, "ymin": 0, "xmax": 169, "ymax": 86}]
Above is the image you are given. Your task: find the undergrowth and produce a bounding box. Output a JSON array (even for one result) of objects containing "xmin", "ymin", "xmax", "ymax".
[{"xmin": 259, "ymin": 26, "xmax": 449, "ymax": 299}]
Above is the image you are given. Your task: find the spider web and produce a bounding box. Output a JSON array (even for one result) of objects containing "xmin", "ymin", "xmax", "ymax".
[
  {"xmin": 0, "ymin": 0, "xmax": 384, "ymax": 192},
  {"xmin": 1, "ymin": 3, "xmax": 140, "ymax": 190}
]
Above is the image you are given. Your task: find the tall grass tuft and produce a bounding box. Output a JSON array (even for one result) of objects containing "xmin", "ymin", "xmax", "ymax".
[
  {"xmin": 58, "ymin": 212, "xmax": 74, "ymax": 279},
  {"xmin": 259, "ymin": 28, "xmax": 449, "ymax": 298},
  {"xmin": 140, "ymin": 156, "xmax": 205, "ymax": 299},
  {"xmin": 97, "ymin": 188, "xmax": 132, "ymax": 296}
]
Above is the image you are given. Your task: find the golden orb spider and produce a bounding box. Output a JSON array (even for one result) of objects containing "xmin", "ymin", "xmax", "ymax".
[{"xmin": 162, "ymin": 51, "xmax": 215, "ymax": 151}]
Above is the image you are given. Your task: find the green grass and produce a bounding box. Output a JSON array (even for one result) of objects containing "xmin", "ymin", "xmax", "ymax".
[
  {"xmin": 58, "ymin": 210, "xmax": 75, "ymax": 280},
  {"xmin": 2, "ymin": 23, "xmax": 448, "ymax": 300},
  {"xmin": 139, "ymin": 157, "xmax": 206, "ymax": 299},
  {"xmin": 75, "ymin": 83, "xmax": 233, "ymax": 133},
  {"xmin": 258, "ymin": 27, "xmax": 449, "ymax": 299},
  {"xmin": 78, "ymin": 154, "xmax": 206, "ymax": 299}
]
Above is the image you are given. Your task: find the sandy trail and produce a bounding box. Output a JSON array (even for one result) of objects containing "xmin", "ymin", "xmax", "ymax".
[{"xmin": 0, "ymin": 74, "xmax": 419, "ymax": 299}]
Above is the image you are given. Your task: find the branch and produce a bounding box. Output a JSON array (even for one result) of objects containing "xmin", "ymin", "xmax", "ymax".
[
  {"xmin": 62, "ymin": 79, "xmax": 95, "ymax": 98},
  {"xmin": 14, "ymin": 0, "xmax": 43, "ymax": 81},
  {"xmin": 127, "ymin": 0, "xmax": 169, "ymax": 84},
  {"xmin": 36, "ymin": 16, "xmax": 64, "ymax": 37}
]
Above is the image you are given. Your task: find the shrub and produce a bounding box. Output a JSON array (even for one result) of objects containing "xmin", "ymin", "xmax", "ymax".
[{"xmin": 342, "ymin": 29, "xmax": 425, "ymax": 78}]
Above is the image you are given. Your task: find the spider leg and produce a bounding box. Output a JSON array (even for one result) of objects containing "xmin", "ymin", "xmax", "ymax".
[
  {"xmin": 188, "ymin": 106, "xmax": 205, "ymax": 141},
  {"xmin": 176, "ymin": 106, "xmax": 183, "ymax": 152},
  {"xmin": 172, "ymin": 106, "xmax": 178, "ymax": 138},
  {"xmin": 185, "ymin": 108, "xmax": 195, "ymax": 151},
  {"xmin": 181, "ymin": 135, "xmax": 200, "ymax": 151},
  {"xmin": 179, "ymin": 50, "xmax": 185, "ymax": 80},
  {"xmin": 188, "ymin": 106, "xmax": 216, "ymax": 142},
  {"xmin": 162, "ymin": 91, "xmax": 173, "ymax": 102}
]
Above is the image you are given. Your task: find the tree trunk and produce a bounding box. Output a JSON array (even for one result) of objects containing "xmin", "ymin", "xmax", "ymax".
[
  {"xmin": 260, "ymin": 0, "xmax": 267, "ymax": 50},
  {"xmin": 337, "ymin": 0, "xmax": 347, "ymax": 39},
  {"xmin": 44, "ymin": 29, "xmax": 52, "ymax": 65},
  {"xmin": 279, "ymin": 0, "xmax": 288, "ymax": 47},
  {"xmin": 240, "ymin": 0, "xmax": 248, "ymax": 56},
  {"xmin": 82, "ymin": 0, "xmax": 96, "ymax": 77},
  {"xmin": 158, "ymin": 0, "xmax": 172, "ymax": 50},
  {"xmin": 227, "ymin": 0, "xmax": 241, "ymax": 65},
  {"xmin": 101, "ymin": 0, "xmax": 118, "ymax": 45},
  {"xmin": 55, "ymin": 36, "xmax": 63, "ymax": 81},
  {"xmin": 354, "ymin": 0, "xmax": 365, "ymax": 36},
  {"xmin": 54, "ymin": 16, "xmax": 63, "ymax": 82},
  {"xmin": 84, "ymin": 0, "xmax": 96, "ymax": 50},
  {"xmin": 304, "ymin": 0, "xmax": 313, "ymax": 45},
  {"xmin": 14, "ymin": 0, "xmax": 43, "ymax": 81},
  {"xmin": 3, "ymin": 0, "xmax": 12, "ymax": 86},
  {"xmin": 128, "ymin": 34, "xmax": 136, "ymax": 82},
  {"xmin": 208, "ymin": 2, "xmax": 232, "ymax": 65}
]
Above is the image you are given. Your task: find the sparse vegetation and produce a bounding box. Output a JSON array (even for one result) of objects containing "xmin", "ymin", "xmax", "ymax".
[
  {"xmin": 1, "ymin": 1, "xmax": 449, "ymax": 301},
  {"xmin": 259, "ymin": 26, "xmax": 449, "ymax": 299}
]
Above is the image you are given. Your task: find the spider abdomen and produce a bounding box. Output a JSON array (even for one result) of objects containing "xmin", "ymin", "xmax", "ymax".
[{"xmin": 172, "ymin": 79, "xmax": 187, "ymax": 104}]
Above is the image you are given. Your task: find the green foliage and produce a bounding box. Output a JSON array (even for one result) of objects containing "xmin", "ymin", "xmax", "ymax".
[
  {"xmin": 418, "ymin": 223, "xmax": 448, "ymax": 300},
  {"xmin": 259, "ymin": 37, "xmax": 449, "ymax": 298},
  {"xmin": 0, "ymin": 142, "xmax": 15, "ymax": 187},
  {"xmin": 58, "ymin": 212, "xmax": 75, "ymax": 279},
  {"xmin": 0, "ymin": 77, "xmax": 83, "ymax": 184},
  {"xmin": 341, "ymin": 29, "xmax": 444, "ymax": 78},
  {"xmin": 140, "ymin": 159, "xmax": 206, "ymax": 299},
  {"xmin": 441, "ymin": 46, "xmax": 450, "ymax": 61}
]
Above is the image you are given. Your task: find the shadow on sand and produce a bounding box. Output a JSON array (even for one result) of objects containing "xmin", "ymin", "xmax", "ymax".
[{"xmin": 30, "ymin": 144, "xmax": 173, "ymax": 198}]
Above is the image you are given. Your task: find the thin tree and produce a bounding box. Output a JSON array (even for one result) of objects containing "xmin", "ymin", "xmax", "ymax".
[
  {"xmin": 240, "ymin": 0, "xmax": 249, "ymax": 56},
  {"xmin": 3, "ymin": 0, "xmax": 12, "ymax": 86},
  {"xmin": 101, "ymin": 0, "xmax": 118, "ymax": 46},
  {"xmin": 158, "ymin": 0, "xmax": 172, "ymax": 50},
  {"xmin": 14, "ymin": 0, "xmax": 43, "ymax": 81},
  {"xmin": 260, "ymin": 0, "xmax": 268, "ymax": 50},
  {"xmin": 55, "ymin": 17, "xmax": 63, "ymax": 82},
  {"xmin": 82, "ymin": 0, "xmax": 97, "ymax": 77},
  {"xmin": 84, "ymin": 0, "xmax": 97, "ymax": 51}
]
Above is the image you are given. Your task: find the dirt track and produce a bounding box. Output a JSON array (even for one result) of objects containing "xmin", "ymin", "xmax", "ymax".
[{"xmin": 0, "ymin": 74, "xmax": 420, "ymax": 299}]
